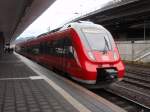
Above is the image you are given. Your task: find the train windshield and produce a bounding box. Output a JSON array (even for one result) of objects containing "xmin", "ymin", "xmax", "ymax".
[{"xmin": 81, "ymin": 28, "xmax": 112, "ymax": 51}]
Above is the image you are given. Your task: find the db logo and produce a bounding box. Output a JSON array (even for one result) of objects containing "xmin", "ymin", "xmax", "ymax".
[{"xmin": 102, "ymin": 55, "xmax": 109, "ymax": 61}]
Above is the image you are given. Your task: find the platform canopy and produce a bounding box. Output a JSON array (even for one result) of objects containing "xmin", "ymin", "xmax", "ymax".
[
  {"xmin": 0, "ymin": 0, "xmax": 55, "ymax": 43},
  {"xmin": 73, "ymin": 0, "xmax": 150, "ymax": 29}
]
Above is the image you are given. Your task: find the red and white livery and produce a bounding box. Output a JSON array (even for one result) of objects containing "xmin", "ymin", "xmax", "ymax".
[{"xmin": 16, "ymin": 21, "xmax": 125, "ymax": 87}]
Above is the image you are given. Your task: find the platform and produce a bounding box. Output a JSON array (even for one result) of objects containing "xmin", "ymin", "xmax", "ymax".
[{"xmin": 0, "ymin": 53, "xmax": 126, "ymax": 112}]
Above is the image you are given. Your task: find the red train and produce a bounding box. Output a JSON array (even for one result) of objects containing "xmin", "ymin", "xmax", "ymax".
[{"xmin": 15, "ymin": 21, "xmax": 125, "ymax": 87}]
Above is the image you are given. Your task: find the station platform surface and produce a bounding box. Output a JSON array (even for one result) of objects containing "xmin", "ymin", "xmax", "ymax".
[{"xmin": 0, "ymin": 53, "xmax": 126, "ymax": 112}]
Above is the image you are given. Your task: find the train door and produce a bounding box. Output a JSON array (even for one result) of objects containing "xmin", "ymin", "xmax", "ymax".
[
  {"xmin": 55, "ymin": 38, "xmax": 64, "ymax": 70},
  {"xmin": 61, "ymin": 38, "xmax": 67, "ymax": 72},
  {"xmin": 61, "ymin": 37, "xmax": 75, "ymax": 74},
  {"xmin": 38, "ymin": 42, "xmax": 47, "ymax": 65}
]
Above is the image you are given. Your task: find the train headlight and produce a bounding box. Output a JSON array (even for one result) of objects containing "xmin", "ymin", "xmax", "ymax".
[
  {"xmin": 88, "ymin": 52, "xmax": 96, "ymax": 60},
  {"xmin": 113, "ymin": 52, "xmax": 118, "ymax": 60}
]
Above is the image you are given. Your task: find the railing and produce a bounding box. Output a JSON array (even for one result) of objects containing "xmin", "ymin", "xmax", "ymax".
[
  {"xmin": 134, "ymin": 52, "xmax": 150, "ymax": 61},
  {"xmin": 116, "ymin": 41, "xmax": 150, "ymax": 62},
  {"xmin": 134, "ymin": 47, "xmax": 150, "ymax": 61}
]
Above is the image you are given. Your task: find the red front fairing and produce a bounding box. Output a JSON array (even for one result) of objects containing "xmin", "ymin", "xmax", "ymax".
[
  {"xmin": 68, "ymin": 28, "xmax": 125, "ymax": 83},
  {"xmin": 79, "ymin": 57, "xmax": 125, "ymax": 82}
]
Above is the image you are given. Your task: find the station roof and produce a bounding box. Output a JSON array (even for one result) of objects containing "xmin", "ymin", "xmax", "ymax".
[
  {"xmin": 0, "ymin": 0, "xmax": 55, "ymax": 43},
  {"xmin": 78, "ymin": 0, "xmax": 139, "ymax": 20},
  {"xmin": 73, "ymin": 0, "xmax": 150, "ymax": 28}
]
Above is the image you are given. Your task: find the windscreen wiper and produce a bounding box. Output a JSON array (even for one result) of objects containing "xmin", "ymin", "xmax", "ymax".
[{"xmin": 102, "ymin": 37, "xmax": 109, "ymax": 54}]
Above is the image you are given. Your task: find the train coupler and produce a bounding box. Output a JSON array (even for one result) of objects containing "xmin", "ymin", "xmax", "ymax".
[{"xmin": 97, "ymin": 68, "xmax": 118, "ymax": 83}]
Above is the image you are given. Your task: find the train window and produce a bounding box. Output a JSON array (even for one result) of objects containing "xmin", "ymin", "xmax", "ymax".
[
  {"xmin": 40, "ymin": 42, "xmax": 45, "ymax": 54},
  {"xmin": 52, "ymin": 39, "xmax": 64, "ymax": 56},
  {"xmin": 21, "ymin": 46, "xmax": 27, "ymax": 53},
  {"xmin": 30, "ymin": 45, "xmax": 40, "ymax": 55},
  {"xmin": 33, "ymin": 48, "xmax": 39, "ymax": 55},
  {"xmin": 40, "ymin": 42, "xmax": 51, "ymax": 55},
  {"xmin": 64, "ymin": 37, "xmax": 74, "ymax": 58},
  {"xmin": 51, "ymin": 40, "xmax": 57, "ymax": 56},
  {"xmin": 45, "ymin": 41, "xmax": 52, "ymax": 55},
  {"xmin": 27, "ymin": 46, "xmax": 31, "ymax": 53},
  {"xmin": 64, "ymin": 37, "xmax": 72, "ymax": 46},
  {"xmin": 56, "ymin": 39, "xmax": 64, "ymax": 56},
  {"xmin": 81, "ymin": 28, "xmax": 112, "ymax": 51},
  {"xmin": 45, "ymin": 37, "xmax": 74, "ymax": 58}
]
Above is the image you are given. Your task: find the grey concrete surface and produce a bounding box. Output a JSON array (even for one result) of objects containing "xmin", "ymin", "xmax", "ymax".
[
  {"xmin": 116, "ymin": 40, "xmax": 150, "ymax": 63},
  {"xmin": 0, "ymin": 54, "xmax": 78, "ymax": 112}
]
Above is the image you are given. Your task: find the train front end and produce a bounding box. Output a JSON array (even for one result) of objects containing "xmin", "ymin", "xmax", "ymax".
[{"xmin": 74, "ymin": 23, "xmax": 125, "ymax": 87}]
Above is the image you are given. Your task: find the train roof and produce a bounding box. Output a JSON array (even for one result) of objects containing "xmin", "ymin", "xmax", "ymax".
[
  {"xmin": 17, "ymin": 21, "xmax": 107, "ymax": 45},
  {"xmin": 60, "ymin": 21, "xmax": 106, "ymax": 31},
  {"xmin": 35, "ymin": 21, "xmax": 106, "ymax": 39}
]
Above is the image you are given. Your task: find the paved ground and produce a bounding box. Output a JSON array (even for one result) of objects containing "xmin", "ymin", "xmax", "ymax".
[{"xmin": 0, "ymin": 54, "xmax": 77, "ymax": 112}]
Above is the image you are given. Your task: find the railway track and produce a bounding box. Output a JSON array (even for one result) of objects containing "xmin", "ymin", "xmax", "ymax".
[
  {"xmin": 93, "ymin": 84, "xmax": 150, "ymax": 112},
  {"xmin": 123, "ymin": 77, "xmax": 150, "ymax": 90},
  {"xmin": 125, "ymin": 66, "xmax": 150, "ymax": 90},
  {"xmin": 126, "ymin": 69, "xmax": 150, "ymax": 77},
  {"xmin": 110, "ymin": 83, "xmax": 150, "ymax": 109},
  {"xmin": 125, "ymin": 63, "xmax": 150, "ymax": 76},
  {"xmin": 125, "ymin": 74, "xmax": 150, "ymax": 83},
  {"xmin": 106, "ymin": 88, "xmax": 150, "ymax": 112}
]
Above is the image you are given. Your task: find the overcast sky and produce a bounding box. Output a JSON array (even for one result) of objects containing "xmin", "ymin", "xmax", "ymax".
[{"xmin": 17, "ymin": 0, "xmax": 113, "ymax": 39}]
